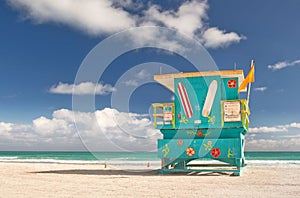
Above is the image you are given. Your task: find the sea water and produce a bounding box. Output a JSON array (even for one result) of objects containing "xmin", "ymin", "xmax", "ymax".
[{"xmin": 0, "ymin": 151, "xmax": 299, "ymax": 168}]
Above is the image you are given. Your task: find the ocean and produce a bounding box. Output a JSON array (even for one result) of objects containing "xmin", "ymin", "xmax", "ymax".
[{"xmin": 0, "ymin": 151, "xmax": 299, "ymax": 168}]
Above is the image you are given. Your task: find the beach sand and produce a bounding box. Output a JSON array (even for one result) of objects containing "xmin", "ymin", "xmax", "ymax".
[{"xmin": 0, "ymin": 163, "xmax": 299, "ymax": 197}]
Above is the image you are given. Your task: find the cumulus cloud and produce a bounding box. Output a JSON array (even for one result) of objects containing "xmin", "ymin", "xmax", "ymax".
[
  {"xmin": 254, "ymin": 86, "xmax": 267, "ymax": 92},
  {"xmin": 249, "ymin": 122, "xmax": 300, "ymax": 133},
  {"xmin": 0, "ymin": 122, "xmax": 13, "ymax": 132},
  {"xmin": 0, "ymin": 122, "xmax": 14, "ymax": 139},
  {"xmin": 7, "ymin": 0, "xmax": 136, "ymax": 35},
  {"xmin": 143, "ymin": 1, "xmax": 208, "ymax": 37},
  {"xmin": 143, "ymin": 1, "xmax": 244, "ymax": 48},
  {"xmin": 122, "ymin": 69, "xmax": 151, "ymax": 87},
  {"xmin": 7, "ymin": 0, "xmax": 244, "ymax": 49},
  {"xmin": 250, "ymin": 126, "xmax": 288, "ymax": 133},
  {"xmin": 201, "ymin": 27, "xmax": 245, "ymax": 48},
  {"xmin": 123, "ymin": 80, "xmax": 138, "ymax": 87},
  {"xmin": 112, "ymin": 0, "xmax": 143, "ymax": 11},
  {"xmin": 246, "ymin": 122, "xmax": 300, "ymax": 151},
  {"xmin": 268, "ymin": 59, "xmax": 300, "ymax": 71},
  {"xmin": 126, "ymin": 27, "xmax": 188, "ymax": 52},
  {"xmin": 1, "ymin": 110, "xmax": 300, "ymax": 151},
  {"xmin": 49, "ymin": 82, "xmax": 116, "ymax": 95},
  {"xmin": 290, "ymin": 122, "xmax": 300, "ymax": 128},
  {"xmin": 246, "ymin": 138, "xmax": 300, "ymax": 151},
  {"xmin": 94, "ymin": 108, "xmax": 158, "ymax": 140},
  {"xmin": 0, "ymin": 108, "xmax": 160, "ymax": 151},
  {"xmin": 136, "ymin": 69, "xmax": 151, "ymax": 79}
]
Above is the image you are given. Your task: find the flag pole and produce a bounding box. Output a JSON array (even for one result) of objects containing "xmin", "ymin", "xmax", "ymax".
[
  {"xmin": 247, "ymin": 60, "xmax": 254, "ymax": 104},
  {"xmin": 247, "ymin": 81, "xmax": 252, "ymax": 103}
]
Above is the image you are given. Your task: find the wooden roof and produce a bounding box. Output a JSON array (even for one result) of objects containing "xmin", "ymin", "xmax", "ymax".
[{"xmin": 154, "ymin": 70, "xmax": 246, "ymax": 92}]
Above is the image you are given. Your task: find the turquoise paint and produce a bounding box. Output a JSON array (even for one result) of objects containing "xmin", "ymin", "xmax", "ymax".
[
  {"xmin": 153, "ymin": 73, "xmax": 250, "ymax": 176},
  {"xmin": 158, "ymin": 139, "xmax": 242, "ymax": 159},
  {"xmin": 174, "ymin": 76, "xmax": 223, "ymax": 129},
  {"xmin": 222, "ymin": 77, "xmax": 239, "ymax": 100},
  {"xmin": 159, "ymin": 128, "xmax": 245, "ymax": 139}
]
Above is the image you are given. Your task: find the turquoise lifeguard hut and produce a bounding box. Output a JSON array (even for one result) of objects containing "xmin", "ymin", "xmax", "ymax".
[{"xmin": 152, "ymin": 61, "xmax": 255, "ymax": 176}]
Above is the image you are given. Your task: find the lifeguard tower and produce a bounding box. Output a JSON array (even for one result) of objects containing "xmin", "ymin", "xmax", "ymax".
[{"xmin": 152, "ymin": 61, "xmax": 254, "ymax": 176}]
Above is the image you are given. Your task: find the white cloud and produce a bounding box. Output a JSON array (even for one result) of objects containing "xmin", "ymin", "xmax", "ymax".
[
  {"xmin": 0, "ymin": 122, "xmax": 14, "ymax": 139},
  {"xmin": 202, "ymin": 27, "xmax": 245, "ymax": 48},
  {"xmin": 143, "ymin": 1, "xmax": 244, "ymax": 48},
  {"xmin": 290, "ymin": 122, "xmax": 300, "ymax": 128},
  {"xmin": 125, "ymin": 25, "xmax": 189, "ymax": 53},
  {"xmin": 280, "ymin": 134, "xmax": 300, "ymax": 138},
  {"xmin": 7, "ymin": 0, "xmax": 244, "ymax": 49},
  {"xmin": 254, "ymin": 86, "xmax": 267, "ymax": 92},
  {"xmin": 0, "ymin": 122, "xmax": 13, "ymax": 132},
  {"xmin": 49, "ymin": 82, "xmax": 116, "ymax": 95},
  {"xmin": 0, "ymin": 108, "xmax": 160, "ymax": 151},
  {"xmin": 249, "ymin": 122, "xmax": 300, "ymax": 133},
  {"xmin": 268, "ymin": 59, "xmax": 300, "ymax": 71},
  {"xmin": 1, "ymin": 110, "xmax": 300, "ymax": 151},
  {"xmin": 246, "ymin": 138, "xmax": 300, "ymax": 151},
  {"xmin": 246, "ymin": 123, "xmax": 300, "ymax": 151},
  {"xmin": 94, "ymin": 108, "xmax": 158, "ymax": 140},
  {"xmin": 136, "ymin": 69, "xmax": 150, "ymax": 79},
  {"xmin": 122, "ymin": 69, "xmax": 151, "ymax": 87},
  {"xmin": 7, "ymin": 0, "xmax": 136, "ymax": 35},
  {"xmin": 250, "ymin": 126, "xmax": 288, "ymax": 133},
  {"xmin": 33, "ymin": 116, "xmax": 73, "ymax": 136},
  {"xmin": 143, "ymin": 1, "xmax": 208, "ymax": 37},
  {"xmin": 123, "ymin": 80, "xmax": 138, "ymax": 87},
  {"xmin": 112, "ymin": 0, "xmax": 143, "ymax": 11}
]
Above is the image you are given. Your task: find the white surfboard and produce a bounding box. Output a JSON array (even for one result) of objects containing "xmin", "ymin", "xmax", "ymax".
[{"xmin": 202, "ymin": 80, "xmax": 218, "ymax": 117}]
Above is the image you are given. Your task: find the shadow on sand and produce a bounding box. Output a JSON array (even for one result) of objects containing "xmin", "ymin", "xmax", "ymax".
[{"xmin": 30, "ymin": 169, "xmax": 231, "ymax": 176}]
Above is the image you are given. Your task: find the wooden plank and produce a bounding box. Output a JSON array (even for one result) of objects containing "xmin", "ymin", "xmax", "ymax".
[
  {"xmin": 153, "ymin": 114, "xmax": 164, "ymax": 117},
  {"xmin": 152, "ymin": 103, "xmax": 174, "ymax": 107},
  {"xmin": 154, "ymin": 70, "xmax": 244, "ymax": 79},
  {"xmin": 152, "ymin": 103, "xmax": 164, "ymax": 107},
  {"xmin": 154, "ymin": 70, "xmax": 246, "ymax": 92}
]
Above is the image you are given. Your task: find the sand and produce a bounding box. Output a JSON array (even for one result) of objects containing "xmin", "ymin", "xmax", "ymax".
[{"xmin": 0, "ymin": 163, "xmax": 299, "ymax": 198}]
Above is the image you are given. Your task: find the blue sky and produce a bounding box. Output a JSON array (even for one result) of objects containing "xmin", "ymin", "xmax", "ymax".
[{"xmin": 0, "ymin": 0, "xmax": 300, "ymax": 151}]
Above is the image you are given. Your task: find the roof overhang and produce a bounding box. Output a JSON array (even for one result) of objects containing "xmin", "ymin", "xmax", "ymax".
[{"xmin": 154, "ymin": 70, "xmax": 246, "ymax": 92}]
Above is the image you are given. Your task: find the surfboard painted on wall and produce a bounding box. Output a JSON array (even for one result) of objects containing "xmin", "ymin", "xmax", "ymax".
[
  {"xmin": 177, "ymin": 82, "xmax": 193, "ymax": 118},
  {"xmin": 202, "ymin": 80, "xmax": 218, "ymax": 117}
]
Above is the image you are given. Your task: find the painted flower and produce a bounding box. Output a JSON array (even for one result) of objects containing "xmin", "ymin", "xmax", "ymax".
[
  {"xmin": 211, "ymin": 148, "xmax": 221, "ymax": 158},
  {"xmin": 197, "ymin": 130, "xmax": 203, "ymax": 137},
  {"xmin": 186, "ymin": 147, "xmax": 195, "ymax": 157},
  {"xmin": 227, "ymin": 79, "xmax": 237, "ymax": 88},
  {"xmin": 178, "ymin": 140, "xmax": 183, "ymax": 146}
]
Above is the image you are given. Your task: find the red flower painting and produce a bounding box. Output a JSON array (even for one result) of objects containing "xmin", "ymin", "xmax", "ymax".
[
  {"xmin": 197, "ymin": 130, "xmax": 203, "ymax": 137},
  {"xmin": 227, "ymin": 79, "xmax": 237, "ymax": 88},
  {"xmin": 211, "ymin": 148, "xmax": 221, "ymax": 158},
  {"xmin": 186, "ymin": 147, "xmax": 195, "ymax": 157}
]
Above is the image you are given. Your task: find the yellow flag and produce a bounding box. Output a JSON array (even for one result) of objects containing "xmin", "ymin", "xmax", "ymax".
[{"xmin": 238, "ymin": 61, "xmax": 255, "ymax": 92}]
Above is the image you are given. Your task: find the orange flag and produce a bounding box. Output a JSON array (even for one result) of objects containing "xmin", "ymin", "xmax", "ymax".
[{"xmin": 238, "ymin": 61, "xmax": 255, "ymax": 92}]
